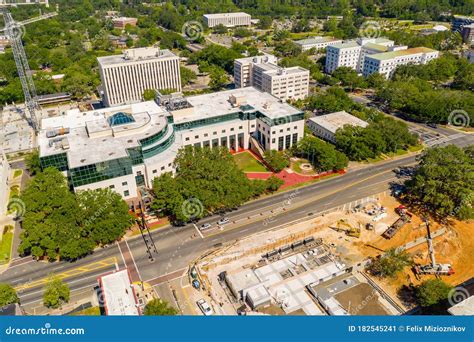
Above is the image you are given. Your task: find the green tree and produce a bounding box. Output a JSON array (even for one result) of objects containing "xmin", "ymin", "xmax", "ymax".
[
  {"xmin": 143, "ymin": 89, "xmax": 156, "ymax": 101},
  {"xmin": 265, "ymin": 176, "xmax": 284, "ymax": 192},
  {"xmin": 294, "ymin": 136, "xmax": 348, "ymax": 172},
  {"xmin": 0, "ymin": 283, "xmax": 19, "ymax": 307},
  {"xmin": 263, "ymin": 150, "xmax": 289, "ymax": 172},
  {"xmin": 416, "ymin": 279, "xmax": 452, "ymax": 307},
  {"xmin": 24, "ymin": 150, "xmax": 41, "ymax": 175},
  {"xmin": 43, "ymin": 275, "xmax": 70, "ymax": 309},
  {"xmin": 405, "ymin": 145, "xmax": 474, "ymax": 220},
  {"xmin": 180, "ymin": 66, "xmax": 197, "ymax": 86},
  {"xmin": 143, "ymin": 299, "xmax": 177, "ymax": 315},
  {"xmin": 209, "ymin": 66, "xmax": 228, "ymax": 90},
  {"xmin": 368, "ymin": 248, "xmax": 413, "ymax": 278},
  {"xmin": 213, "ymin": 24, "xmax": 228, "ymax": 34}
]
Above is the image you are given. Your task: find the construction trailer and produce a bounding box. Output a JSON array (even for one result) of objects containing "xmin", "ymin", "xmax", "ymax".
[{"xmin": 413, "ymin": 219, "xmax": 454, "ymax": 277}]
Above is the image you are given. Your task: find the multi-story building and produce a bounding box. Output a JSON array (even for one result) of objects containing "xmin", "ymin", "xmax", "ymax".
[
  {"xmin": 98, "ymin": 47, "xmax": 181, "ymax": 107},
  {"xmin": 325, "ymin": 41, "xmax": 361, "ymax": 73},
  {"xmin": 294, "ymin": 37, "xmax": 343, "ymax": 52},
  {"xmin": 461, "ymin": 24, "xmax": 474, "ymax": 45},
  {"xmin": 234, "ymin": 55, "xmax": 309, "ymax": 101},
  {"xmin": 452, "ymin": 15, "xmax": 474, "ymax": 33},
  {"xmin": 112, "ymin": 17, "xmax": 138, "ymax": 30},
  {"xmin": 203, "ymin": 12, "xmax": 251, "ymax": 28},
  {"xmin": 325, "ymin": 38, "xmax": 395, "ymax": 73},
  {"xmin": 38, "ymin": 87, "xmax": 304, "ymax": 199},
  {"xmin": 363, "ymin": 47, "xmax": 440, "ymax": 79},
  {"xmin": 0, "ymin": 152, "xmax": 10, "ymax": 216},
  {"xmin": 307, "ymin": 111, "xmax": 368, "ymax": 143}
]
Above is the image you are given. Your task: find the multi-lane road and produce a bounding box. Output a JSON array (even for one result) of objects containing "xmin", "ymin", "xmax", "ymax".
[{"xmin": 1, "ymin": 129, "xmax": 472, "ymax": 309}]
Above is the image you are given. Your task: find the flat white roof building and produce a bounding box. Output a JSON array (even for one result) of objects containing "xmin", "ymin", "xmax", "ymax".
[
  {"xmin": 295, "ymin": 36, "xmax": 343, "ymax": 52},
  {"xmin": 363, "ymin": 47, "xmax": 439, "ymax": 79},
  {"xmin": 204, "ymin": 12, "xmax": 251, "ymax": 28},
  {"xmin": 448, "ymin": 296, "xmax": 474, "ymax": 315},
  {"xmin": 234, "ymin": 54, "xmax": 309, "ymax": 101},
  {"xmin": 98, "ymin": 269, "xmax": 140, "ymax": 316},
  {"xmin": 307, "ymin": 111, "xmax": 368, "ymax": 143},
  {"xmin": 98, "ymin": 47, "xmax": 181, "ymax": 107},
  {"xmin": 39, "ymin": 87, "xmax": 304, "ymax": 199}
]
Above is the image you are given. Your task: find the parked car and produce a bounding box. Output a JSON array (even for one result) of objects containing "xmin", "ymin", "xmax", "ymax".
[
  {"xmin": 197, "ymin": 299, "xmax": 213, "ymax": 316},
  {"xmin": 200, "ymin": 223, "xmax": 212, "ymax": 230},
  {"xmin": 192, "ymin": 279, "xmax": 200, "ymax": 289},
  {"xmin": 217, "ymin": 217, "xmax": 230, "ymax": 225}
]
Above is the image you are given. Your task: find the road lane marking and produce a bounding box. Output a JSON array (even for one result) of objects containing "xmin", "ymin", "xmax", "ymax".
[
  {"xmin": 193, "ymin": 223, "xmax": 204, "ymax": 239},
  {"xmin": 14, "ymin": 257, "xmax": 117, "ymax": 292}
]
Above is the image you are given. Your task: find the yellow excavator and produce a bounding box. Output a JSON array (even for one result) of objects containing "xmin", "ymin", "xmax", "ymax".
[{"xmin": 330, "ymin": 219, "xmax": 361, "ymax": 238}]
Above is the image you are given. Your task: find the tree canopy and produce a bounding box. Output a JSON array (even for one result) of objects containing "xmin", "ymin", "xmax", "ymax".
[
  {"xmin": 405, "ymin": 145, "xmax": 474, "ymax": 220},
  {"xmin": 416, "ymin": 279, "xmax": 452, "ymax": 307},
  {"xmin": 19, "ymin": 168, "xmax": 132, "ymax": 260},
  {"xmin": 151, "ymin": 146, "xmax": 282, "ymax": 223},
  {"xmin": 143, "ymin": 299, "xmax": 178, "ymax": 316},
  {"xmin": 43, "ymin": 275, "xmax": 70, "ymax": 309},
  {"xmin": 0, "ymin": 283, "xmax": 19, "ymax": 307},
  {"xmin": 367, "ymin": 248, "xmax": 413, "ymax": 278}
]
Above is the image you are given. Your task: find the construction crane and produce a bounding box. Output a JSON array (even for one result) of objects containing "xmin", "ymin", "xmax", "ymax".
[
  {"xmin": 413, "ymin": 218, "xmax": 454, "ymax": 278},
  {"xmin": 0, "ymin": 0, "xmax": 56, "ymax": 133}
]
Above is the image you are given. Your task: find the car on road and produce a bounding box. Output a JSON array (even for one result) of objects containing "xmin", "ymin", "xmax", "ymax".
[
  {"xmin": 197, "ymin": 299, "xmax": 213, "ymax": 316},
  {"xmin": 192, "ymin": 279, "xmax": 200, "ymax": 289},
  {"xmin": 200, "ymin": 223, "xmax": 212, "ymax": 230},
  {"xmin": 217, "ymin": 217, "xmax": 230, "ymax": 225}
]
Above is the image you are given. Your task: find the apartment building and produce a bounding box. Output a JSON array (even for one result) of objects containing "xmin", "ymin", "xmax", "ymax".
[
  {"xmin": 98, "ymin": 47, "xmax": 181, "ymax": 107},
  {"xmin": 452, "ymin": 15, "xmax": 474, "ymax": 33},
  {"xmin": 363, "ymin": 47, "xmax": 440, "ymax": 79},
  {"xmin": 461, "ymin": 24, "xmax": 474, "ymax": 44},
  {"xmin": 234, "ymin": 55, "xmax": 309, "ymax": 101},
  {"xmin": 294, "ymin": 37, "xmax": 343, "ymax": 52},
  {"xmin": 38, "ymin": 87, "xmax": 304, "ymax": 199},
  {"xmin": 203, "ymin": 12, "xmax": 251, "ymax": 28}
]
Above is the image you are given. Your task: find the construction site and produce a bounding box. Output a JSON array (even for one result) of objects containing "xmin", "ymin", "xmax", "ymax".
[{"xmin": 190, "ymin": 193, "xmax": 473, "ymax": 315}]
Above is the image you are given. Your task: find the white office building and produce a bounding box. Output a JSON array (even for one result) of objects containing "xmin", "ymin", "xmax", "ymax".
[
  {"xmin": 98, "ymin": 269, "xmax": 140, "ymax": 316},
  {"xmin": 38, "ymin": 88, "xmax": 304, "ymax": 199},
  {"xmin": 363, "ymin": 47, "xmax": 440, "ymax": 79},
  {"xmin": 295, "ymin": 37, "xmax": 343, "ymax": 52},
  {"xmin": 0, "ymin": 152, "xmax": 10, "ymax": 216},
  {"xmin": 98, "ymin": 47, "xmax": 181, "ymax": 107},
  {"xmin": 325, "ymin": 37, "xmax": 395, "ymax": 73},
  {"xmin": 234, "ymin": 55, "xmax": 309, "ymax": 101},
  {"xmin": 307, "ymin": 111, "xmax": 368, "ymax": 143},
  {"xmin": 203, "ymin": 12, "xmax": 251, "ymax": 28}
]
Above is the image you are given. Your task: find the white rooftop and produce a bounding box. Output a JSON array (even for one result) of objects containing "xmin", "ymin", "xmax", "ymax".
[
  {"xmin": 295, "ymin": 36, "xmax": 340, "ymax": 45},
  {"xmin": 97, "ymin": 47, "xmax": 177, "ymax": 66},
  {"xmin": 99, "ymin": 269, "xmax": 139, "ymax": 316},
  {"xmin": 309, "ymin": 111, "xmax": 368, "ymax": 134},
  {"xmin": 175, "ymin": 87, "xmax": 301, "ymax": 124},
  {"xmin": 448, "ymin": 296, "xmax": 474, "ymax": 316},
  {"xmin": 204, "ymin": 12, "xmax": 250, "ymax": 18}
]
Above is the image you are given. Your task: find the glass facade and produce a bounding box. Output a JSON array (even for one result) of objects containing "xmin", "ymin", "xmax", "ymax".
[
  {"xmin": 108, "ymin": 112, "xmax": 135, "ymax": 126},
  {"xmin": 40, "ymin": 153, "xmax": 69, "ymax": 172},
  {"xmin": 174, "ymin": 112, "xmax": 241, "ymax": 131},
  {"xmin": 139, "ymin": 125, "xmax": 169, "ymax": 147},
  {"xmin": 142, "ymin": 133, "xmax": 176, "ymax": 159},
  {"xmin": 69, "ymin": 157, "xmax": 133, "ymax": 187}
]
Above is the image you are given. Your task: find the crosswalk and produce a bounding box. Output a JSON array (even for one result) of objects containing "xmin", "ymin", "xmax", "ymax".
[{"xmin": 424, "ymin": 133, "xmax": 465, "ymax": 147}]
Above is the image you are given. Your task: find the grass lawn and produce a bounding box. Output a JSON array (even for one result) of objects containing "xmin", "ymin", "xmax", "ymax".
[
  {"xmin": 70, "ymin": 306, "xmax": 101, "ymax": 316},
  {"xmin": 0, "ymin": 226, "xmax": 13, "ymax": 265},
  {"xmin": 9, "ymin": 185, "xmax": 20, "ymax": 199},
  {"xmin": 233, "ymin": 151, "xmax": 269, "ymax": 173},
  {"xmin": 13, "ymin": 169, "xmax": 22, "ymax": 178}
]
